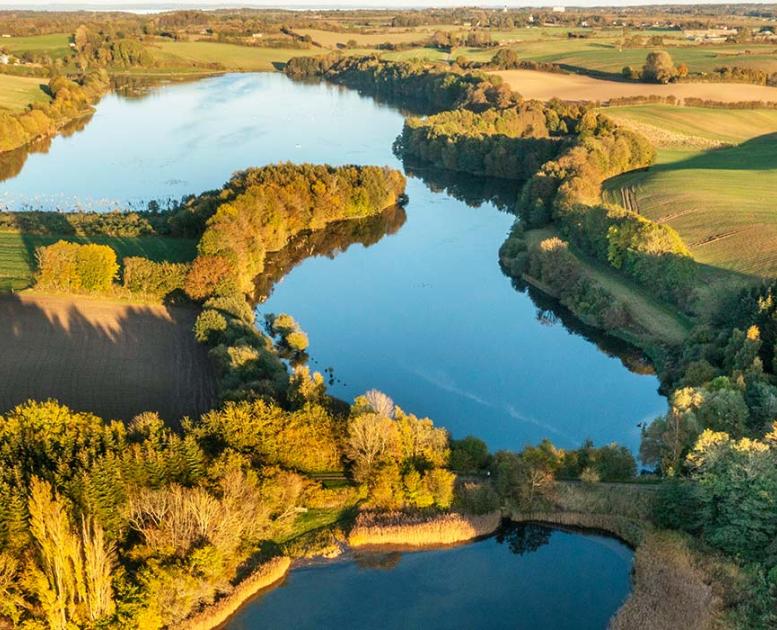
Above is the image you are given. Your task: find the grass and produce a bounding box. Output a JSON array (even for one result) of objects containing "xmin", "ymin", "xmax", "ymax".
[
  {"xmin": 151, "ymin": 41, "xmax": 314, "ymax": 72},
  {"xmin": 602, "ymin": 104, "xmax": 777, "ymax": 148},
  {"xmin": 0, "ymin": 232, "xmax": 197, "ymax": 291},
  {"xmin": 0, "ymin": 33, "xmax": 72, "ymax": 59},
  {"xmin": 0, "ymin": 74, "xmax": 49, "ymax": 112},
  {"xmin": 604, "ymin": 132, "xmax": 777, "ymax": 280}
]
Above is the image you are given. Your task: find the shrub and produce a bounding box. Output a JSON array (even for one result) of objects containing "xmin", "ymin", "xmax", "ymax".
[
  {"xmin": 123, "ymin": 257, "xmax": 189, "ymax": 297},
  {"xmin": 36, "ymin": 240, "xmax": 118, "ymax": 293},
  {"xmin": 193, "ymin": 309, "xmax": 228, "ymax": 344}
]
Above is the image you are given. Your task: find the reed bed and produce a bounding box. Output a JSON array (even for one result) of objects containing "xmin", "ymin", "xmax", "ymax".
[
  {"xmin": 609, "ymin": 531, "xmax": 723, "ymax": 630},
  {"xmin": 509, "ymin": 510, "xmax": 646, "ymax": 547},
  {"xmin": 181, "ymin": 556, "xmax": 291, "ymax": 630},
  {"xmin": 348, "ymin": 511, "xmax": 501, "ymax": 547}
]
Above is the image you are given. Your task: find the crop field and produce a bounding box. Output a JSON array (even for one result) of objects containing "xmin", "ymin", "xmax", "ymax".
[
  {"xmin": 0, "ymin": 233, "xmax": 197, "ymax": 291},
  {"xmin": 0, "ymin": 74, "xmax": 49, "ymax": 111},
  {"xmin": 602, "ymin": 105, "xmax": 777, "ymax": 148},
  {"xmin": 0, "ymin": 292, "xmax": 215, "ymax": 422},
  {"xmin": 152, "ymin": 41, "xmax": 313, "ymax": 71},
  {"xmin": 604, "ymin": 132, "xmax": 777, "ymax": 281},
  {"xmin": 0, "ymin": 33, "xmax": 72, "ymax": 59},
  {"xmin": 493, "ymin": 69, "xmax": 777, "ymax": 103}
]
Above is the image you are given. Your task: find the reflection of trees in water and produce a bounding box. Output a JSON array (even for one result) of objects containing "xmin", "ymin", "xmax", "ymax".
[
  {"xmin": 110, "ymin": 74, "xmax": 207, "ymax": 100},
  {"xmin": 253, "ymin": 204, "xmax": 407, "ymax": 303},
  {"xmin": 518, "ymin": 278, "xmax": 656, "ymax": 376},
  {"xmin": 496, "ymin": 523, "xmax": 553, "ymax": 556},
  {"xmin": 401, "ymin": 157, "xmax": 520, "ymax": 214},
  {"xmin": 353, "ymin": 551, "xmax": 403, "ymax": 571},
  {"xmin": 0, "ymin": 114, "xmax": 93, "ymax": 185},
  {"xmin": 404, "ymin": 158, "xmax": 655, "ymax": 377}
]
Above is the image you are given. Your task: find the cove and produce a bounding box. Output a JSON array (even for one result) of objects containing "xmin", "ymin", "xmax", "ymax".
[
  {"xmin": 225, "ymin": 524, "xmax": 633, "ymax": 630},
  {"xmin": 0, "ymin": 72, "xmax": 664, "ymax": 451}
]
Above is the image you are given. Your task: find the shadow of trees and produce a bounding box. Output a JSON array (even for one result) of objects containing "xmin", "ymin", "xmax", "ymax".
[{"xmin": 0, "ymin": 293, "xmax": 215, "ymax": 424}]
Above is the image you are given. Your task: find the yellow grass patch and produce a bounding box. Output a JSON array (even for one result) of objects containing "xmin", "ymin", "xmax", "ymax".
[{"xmin": 0, "ymin": 74, "xmax": 50, "ymax": 112}]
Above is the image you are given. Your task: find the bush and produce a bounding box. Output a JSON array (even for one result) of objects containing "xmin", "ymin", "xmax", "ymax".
[
  {"xmin": 36, "ymin": 240, "xmax": 118, "ymax": 293},
  {"xmin": 123, "ymin": 257, "xmax": 189, "ymax": 297},
  {"xmin": 193, "ymin": 309, "xmax": 227, "ymax": 344}
]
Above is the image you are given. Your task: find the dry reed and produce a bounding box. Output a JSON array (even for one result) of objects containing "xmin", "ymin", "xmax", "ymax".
[
  {"xmin": 348, "ymin": 511, "xmax": 501, "ymax": 547},
  {"xmin": 180, "ymin": 556, "xmax": 291, "ymax": 630}
]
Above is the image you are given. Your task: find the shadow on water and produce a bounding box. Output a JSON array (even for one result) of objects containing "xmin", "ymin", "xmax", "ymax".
[
  {"xmin": 0, "ymin": 293, "xmax": 215, "ymax": 423},
  {"xmin": 253, "ymin": 204, "xmax": 407, "ymax": 303}
]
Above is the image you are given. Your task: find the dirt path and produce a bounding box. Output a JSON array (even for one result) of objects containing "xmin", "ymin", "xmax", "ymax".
[{"xmin": 0, "ymin": 292, "xmax": 215, "ymax": 423}]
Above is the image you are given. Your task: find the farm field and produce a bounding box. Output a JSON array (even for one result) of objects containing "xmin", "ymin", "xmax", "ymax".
[
  {"xmin": 151, "ymin": 40, "xmax": 314, "ymax": 71},
  {"xmin": 0, "ymin": 33, "xmax": 72, "ymax": 59},
  {"xmin": 0, "ymin": 232, "xmax": 197, "ymax": 291},
  {"xmin": 602, "ymin": 104, "xmax": 777, "ymax": 148},
  {"xmin": 604, "ymin": 132, "xmax": 777, "ymax": 282},
  {"xmin": 0, "ymin": 74, "xmax": 49, "ymax": 111},
  {"xmin": 493, "ymin": 69, "xmax": 777, "ymax": 103},
  {"xmin": 0, "ymin": 292, "xmax": 215, "ymax": 422}
]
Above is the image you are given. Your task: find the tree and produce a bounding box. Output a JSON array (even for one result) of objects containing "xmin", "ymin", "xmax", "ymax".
[
  {"xmin": 346, "ymin": 413, "xmax": 398, "ymax": 481},
  {"xmin": 641, "ymin": 50, "xmax": 678, "ymax": 83}
]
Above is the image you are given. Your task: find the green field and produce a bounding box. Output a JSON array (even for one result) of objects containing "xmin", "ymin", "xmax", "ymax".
[
  {"xmin": 0, "ymin": 233, "xmax": 197, "ymax": 291},
  {"xmin": 1, "ymin": 33, "xmax": 72, "ymax": 59},
  {"xmin": 605, "ymin": 130, "xmax": 777, "ymax": 285},
  {"xmin": 0, "ymin": 74, "xmax": 49, "ymax": 112},
  {"xmin": 152, "ymin": 41, "xmax": 314, "ymax": 72},
  {"xmin": 603, "ymin": 104, "xmax": 777, "ymax": 148}
]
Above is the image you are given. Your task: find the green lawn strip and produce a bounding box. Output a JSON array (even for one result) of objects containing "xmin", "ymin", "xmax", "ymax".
[{"xmin": 0, "ymin": 232, "xmax": 197, "ymax": 291}]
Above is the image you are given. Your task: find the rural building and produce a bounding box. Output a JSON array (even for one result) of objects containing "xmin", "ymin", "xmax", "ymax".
[
  {"xmin": 0, "ymin": 54, "xmax": 8, "ymax": 64},
  {"xmin": 552, "ymin": 6, "xmax": 566, "ymax": 13}
]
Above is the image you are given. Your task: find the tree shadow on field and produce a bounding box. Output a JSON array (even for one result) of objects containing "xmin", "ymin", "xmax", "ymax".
[{"xmin": 0, "ymin": 293, "xmax": 216, "ymax": 425}]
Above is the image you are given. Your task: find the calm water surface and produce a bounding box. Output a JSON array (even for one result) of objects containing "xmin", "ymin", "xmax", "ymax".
[
  {"xmin": 1, "ymin": 73, "xmax": 665, "ymax": 450},
  {"xmin": 226, "ymin": 524, "xmax": 633, "ymax": 630}
]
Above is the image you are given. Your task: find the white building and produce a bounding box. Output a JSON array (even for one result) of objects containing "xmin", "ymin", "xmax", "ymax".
[
  {"xmin": 0, "ymin": 54, "xmax": 9, "ymax": 65},
  {"xmin": 552, "ymin": 6, "xmax": 566, "ymax": 13}
]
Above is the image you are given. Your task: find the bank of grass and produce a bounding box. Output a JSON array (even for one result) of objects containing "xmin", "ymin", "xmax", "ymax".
[
  {"xmin": 348, "ymin": 510, "xmax": 501, "ymax": 547},
  {"xmin": 523, "ymin": 228, "xmax": 692, "ymax": 348},
  {"xmin": 0, "ymin": 74, "xmax": 50, "ymax": 112},
  {"xmin": 182, "ymin": 556, "xmax": 291, "ymax": 630},
  {"xmin": 151, "ymin": 40, "xmax": 314, "ymax": 71},
  {"xmin": 0, "ymin": 232, "xmax": 197, "ymax": 291}
]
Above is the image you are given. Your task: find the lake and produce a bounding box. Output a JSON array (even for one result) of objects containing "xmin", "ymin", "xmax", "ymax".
[
  {"xmin": 226, "ymin": 524, "xmax": 633, "ymax": 630},
  {"xmin": 4, "ymin": 72, "xmax": 663, "ymax": 451}
]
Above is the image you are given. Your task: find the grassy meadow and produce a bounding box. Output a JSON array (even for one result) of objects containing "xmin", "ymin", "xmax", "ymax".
[
  {"xmin": 602, "ymin": 104, "xmax": 777, "ymax": 313},
  {"xmin": 151, "ymin": 40, "xmax": 314, "ymax": 72},
  {"xmin": 0, "ymin": 233, "xmax": 197, "ymax": 291},
  {"xmin": 0, "ymin": 74, "xmax": 50, "ymax": 111},
  {"xmin": 0, "ymin": 33, "xmax": 72, "ymax": 59}
]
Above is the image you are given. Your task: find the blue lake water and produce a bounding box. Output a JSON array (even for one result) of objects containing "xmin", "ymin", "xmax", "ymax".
[
  {"xmin": 226, "ymin": 524, "xmax": 633, "ymax": 630},
  {"xmin": 0, "ymin": 72, "xmax": 665, "ymax": 450}
]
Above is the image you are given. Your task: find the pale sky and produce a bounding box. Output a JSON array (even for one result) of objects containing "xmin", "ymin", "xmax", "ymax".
[{"xmin": 1, "ymin": 0, "xmax": 772, "ymax": 7}]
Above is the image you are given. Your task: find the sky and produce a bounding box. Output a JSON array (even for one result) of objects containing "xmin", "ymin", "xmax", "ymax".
[{"xmin": 1, "ymin": 0, "xmax": 773, "ymax": 8}]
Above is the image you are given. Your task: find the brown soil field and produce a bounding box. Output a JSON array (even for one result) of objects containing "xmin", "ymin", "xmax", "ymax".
[
  {"xmin": 0, "ymin": 293, "xmax": 215, "ymax": 423},
  {"xmin": 493, "ymin": 69, "xmax": 777, "ymax": 103}
]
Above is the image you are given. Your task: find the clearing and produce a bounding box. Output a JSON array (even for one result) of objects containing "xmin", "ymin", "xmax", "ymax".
[
  {"xmin": 0, "ymin": 74, "xmax": 50, "ymax": 112},
  {"xmin": 493, "ymin": 69, "xmax": 777, "ymax": 103},
  {"xmin": 1, "ymin": 33, "xmax": 72, "ymax": 59},
  {"xmin": 0, "ymin": 292, "xmax": 215, "ymax": 422},
  {"xmin": 0, "ymin": 233, "xmax": 197, "ymax": 291}
]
